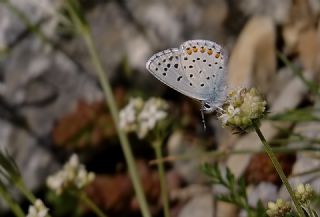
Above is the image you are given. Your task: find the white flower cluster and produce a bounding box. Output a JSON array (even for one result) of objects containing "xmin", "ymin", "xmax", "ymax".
[
  {"xmin": 266, "ymin": 199, "xmax": 291, "ymax": 217},
  {"xmin": 26, "ymin": 199, "xmax": 49, "ymax": 217},
  {"xmin": 218, "ymin": 88, "xmax": 266, "ymax": 131},
  {"xmin": 119, "ymin": 97, "xmax": 144, "ymax": 132},
  {"xmin": 295, "ymin": 183, "xmax": 314, "ymax": 205},
  {"xmin": 47, "ymin": 154, "xmax": 95, "ymax": 195},
  {"xmin": 119, "ymin": 97, "xmax": 169, "ymax": 138}
]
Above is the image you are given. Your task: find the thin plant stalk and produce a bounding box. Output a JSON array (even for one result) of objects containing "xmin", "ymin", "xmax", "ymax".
[
  {"xmin": 79, "ymin": 192, "xmax": 108, "ymax": 217},
  {"xmin": 307, "ymin": 206, "xmax": 315, "ymax": 217},
  {"xmin": 62, "ymin": 1, "xmax": 151, "ymax": 216},
  {"xmin": 15, "ymin": 179, "xmax": 37, "ymax": 203},
  {"xmin": 277, "ymin": 51, "xmax": 319, "ymax": 95},
  {"xmin": 152, "ymin": 139, "xmax": 170, "ymax": 217},
  {"xmin": 254, "ymin": 125, "xmax": 305, "ymax": 217},
  {"xmin": 149, "ymin": 145, "xmax": 320, "ymax": 165},
  {"xmin": 15, "ymin": 179, "xmax": 53, "ymax": 217},
  {"xmin": 81, "ymin": 23, "xmax": 152, "ymax": 217},
  {"xmin": 291, "ymin": 167, "xmax": 320, "ymax": 177},
  {"xmin": 1, "ymin": 0, "xmax": 49, "ymax": 44},
  {"xmin": 0, "ymin": 187, "xmax": 24, "ymax": 217}
]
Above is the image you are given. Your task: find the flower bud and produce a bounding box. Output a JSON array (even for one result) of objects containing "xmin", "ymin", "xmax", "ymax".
[
  {"xmin": 218, "ymin": 88, "xmax": 267, "ymax": 131},
  {"xmin": 294, "ymin": 183, "xmax": 314, "ymax": 205},
  {"xmin": 266, "ymin": 199, "xmax": 291, "ymax": 217}
]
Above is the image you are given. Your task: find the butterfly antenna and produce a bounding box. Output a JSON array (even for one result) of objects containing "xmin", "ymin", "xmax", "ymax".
[{"xmin": 201, "ymin": 109, "xmax": 206, "ymax": 131}]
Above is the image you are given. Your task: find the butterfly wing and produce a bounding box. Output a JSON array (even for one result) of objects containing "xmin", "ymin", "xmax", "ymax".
[
  {"xmin": 179, "ymin": 40, "xmax": 227, "ymax": 105},
  {"xmin": 146, "ymin": 48, "xmax": 208, "ymax": 100}
]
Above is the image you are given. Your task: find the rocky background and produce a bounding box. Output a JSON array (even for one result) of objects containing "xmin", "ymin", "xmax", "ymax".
[{"xmin": 0, "ymin": 0, "xmax": 320, "ymax": 217}]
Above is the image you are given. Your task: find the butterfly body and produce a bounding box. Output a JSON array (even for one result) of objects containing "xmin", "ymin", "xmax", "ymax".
[{"xmin": 146, "ymin": 40, "xmax": 227, "ymax": 113}]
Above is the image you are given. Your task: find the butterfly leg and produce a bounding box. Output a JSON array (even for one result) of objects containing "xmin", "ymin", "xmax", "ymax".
[
  {"xmin": 216, "ymin": 106, "xmax": 224, "ymax": 113},
  {"xmin": 200, "ymin": 102, "xmax": 207, "ymax": 131}
]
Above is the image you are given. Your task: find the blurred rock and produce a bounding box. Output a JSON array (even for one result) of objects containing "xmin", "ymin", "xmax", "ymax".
[
  {"xmin": 126, "ymin": 0, "xmax": 183, "ymax": 47},
  {"xmin": 228, "ymin": 16, "xmax": 276, "ymax": 96},
  {"xmin": 308, "ymin": 0, "xmax": 320, "ymax": 16},
  {"xmin": 7, "ymin": 127, "xmax": 58, "ymax": 189},
  {"xmin": 86, "ymin": 160, "xmax": 161, "ymax": 215},
  {"xmin": 245, "ymin": 153, "xmax": 295, "ymax": 185},
  {"xmin": 0, "ymin": 0, "xmax": 60, "ymax": 50},
  {"xmin": 297, "ymin": 27, "xmax": 320, "ymax": 74},
  {"xmin": 178, "ymin": 193, "xmax": 213, "ymax": 217},
  {"xmin": 171, "ymin": 184, "xmax": 209, "ymax": 202},
  {"xmin": 167, "ymin": 130, "xmax": 212, "ymax": 184},
  {"xmin": 126, "ymin": 0, "xmax": 228, "ymax": 45},
  {"xmin": 238, "ymin": 0, "xmax": 291, "ymax": 24},
  {"xmin": 282, "ymin": 0, "xmax": 317, "ymax": 55},
  {"xmin": 3, "ymin": 38, "xmax": 103, "ymax": 136},
  {"xmin": 0, "ymin": 35, "xmax": 103, "ymax": 190},
  {"xmin": 216, "ymin": 202, "xmax": 237, "ymax": 217},
  {"xmin": 52, "ymin": 100, "xmax": 117, "ymax": 150},
  {"xmin": 247, "ymin": 182, "xmax": 278, "ymax": 207}
]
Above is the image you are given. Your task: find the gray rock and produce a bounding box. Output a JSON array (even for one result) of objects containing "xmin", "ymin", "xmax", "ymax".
[
  {"xmin": 178, "ymin": 193, "xmax": 213, "ymax": 217},
  {"xmin": 3, "ymin": 37, "xmax": 103, "ymax": 136},
  {"xmin": 167, "ymin": 131, "xmax": 209, "ymax": 184},
  {"xmin": 0, "ymin": 0, "xmax": 60, "ymax": 50},
  {"xmin": 0, "ymin": 35, "xmax": 102, "ymax": 191},
  {"xmin": 238, "ymin": 0, "xmax": 291, "ymax": 24},
  {"xmin": 247, "ymin": 182, "xmax": 278, "ymax": 207}
]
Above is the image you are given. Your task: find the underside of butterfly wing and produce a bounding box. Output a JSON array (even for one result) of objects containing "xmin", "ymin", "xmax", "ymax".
[
  {"xmin": 179, "ymin": 40, "xmax": 227, "ymax": 109},
  {"xmin": 146, "ymin": 48, "xmax": 208, "ymax": 100}
]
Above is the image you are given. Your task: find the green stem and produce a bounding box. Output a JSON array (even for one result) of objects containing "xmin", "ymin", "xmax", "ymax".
[
  {"xmin": 153, "ymin": 140, "xmax": 170, "ymax": 217},
  {"xmin": 150, "ymin": 146, "xmax": 320, "ymax": 165},
  {"xmin": 15, "ymin": 179, "xmax": 37, "ymax": 203},
  {"xmin": 1, "ymin": 0, "xmax": 50, "ymax": 44},
  {"xmin": 15, "ymin": 179, "xmax": 53, "ymax": 217},
  {"xmin": 79, "ymin": 192, "xmax": 108, "ymax": 217},
  {"xmin": 254, "ymin": 125, "xmax": 305, "ymax": 217},
  {"xmin": 277, "ymin": 51, "xmax": 320, "ymax": 95},
  {"xmin": 81, "ymin": 29, "xmax": 151, "ymax": 217},
  {"xmin": 307, "ymin": 205, "xmax": 314, "ymax": 217},
  {"xmin": 0, "ymin": 187, "xmax": 24, "ymax": 217},
  {"xmin": 291, "ymin": 167, "xmax": 320, "ymax": 177}
]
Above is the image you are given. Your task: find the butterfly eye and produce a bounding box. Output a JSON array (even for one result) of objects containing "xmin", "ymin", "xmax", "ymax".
[{"xmin": 204, "ymin": 103, "xmax": 211, "ymax": 109}]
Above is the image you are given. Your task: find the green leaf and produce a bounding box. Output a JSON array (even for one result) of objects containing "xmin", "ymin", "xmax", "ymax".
[
  {"xmin": 255, "ymin": 201, "xmax": 267, "ymax": 217},
  {"xmin": 238, "ymin": 177, "xmax": 247, "ymax": 198},
  {"xmin": 268, "ymin": 108, "xmax": 320, "ymax": 122}
]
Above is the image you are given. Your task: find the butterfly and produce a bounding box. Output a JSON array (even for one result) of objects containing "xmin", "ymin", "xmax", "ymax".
[{"xmin": 146, "ymin": 40, "xmax": 227, "ymax": 114}]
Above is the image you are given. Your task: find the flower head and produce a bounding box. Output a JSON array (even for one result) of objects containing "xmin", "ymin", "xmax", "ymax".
[
  {"xmin": 294, "ymin": 183, "xmax": 314, "ymax": 206},
  {"xmin": 137, "ymin": 98, "xmax": 169, "ymax": 138},
  {"xmin": 47, "ymin": 154, "xmax": 95, "ymax": 195},
  {"xmin": 266, "ymin": 199, "xmax": 291, "ymax": 217},
  {"xmin": 119, "ymin": 97, "xmax": 169, "ymax": 139},
  {"xmin": 26, "ymin": 199, "xmax": 49, "ymax": 217},
  {"xmin": 218, "ymin": 88, "xmax": 267, "ymax": 131},
  {"xmin": 119, "ymin": 97, "xmax": 144, "ymax": 133}
]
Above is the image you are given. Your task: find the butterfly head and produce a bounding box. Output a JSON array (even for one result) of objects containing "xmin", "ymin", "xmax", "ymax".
[
  {"xmin": 202, "ymin": 101, "xmax": 220, "ymax": 113},
  {"xmin": 202, "ymin": 87, "xmax": 227, "ymax": 113}
]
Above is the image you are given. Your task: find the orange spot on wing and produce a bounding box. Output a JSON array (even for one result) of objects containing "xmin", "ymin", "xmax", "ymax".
[
  {"xmin": 192, "ymin": 46, "xmax": 198, "ymax": 52},
  {"xmin": 215, "ymin": 53, "xmax": 221, "ymax": 58},
  {"xmin": 200, "ymin": 47, "xmax": 206, "ymax": 53},
  {"xmin": 207, "ymin": 49, "xmax": 213, "ymax": 55},
  {"xmin": 186, "ymin": 47, "xmax": 192, "ymax": 55}
]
